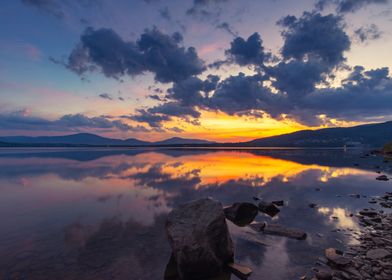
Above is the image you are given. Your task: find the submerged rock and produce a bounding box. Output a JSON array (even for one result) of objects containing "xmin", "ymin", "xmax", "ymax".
[
  {"xmin": 376, "ymin": 175, "xmax": 389, "ymax": 181},
  {"xmin": 226, "ymin": 263, "xmax": 252, "ymax": 279},
  {"xmin": 325, "ymin": 248, "xmax": 351, "ymax": 267},
  {"xmin": 263, "ymin": 223, "xmax": 307, "ymax": 240},
  {"xmin": 224, "ymin": 203, "xmax": 258, "ymax": 227},
  {"xmin": 257, "ymin": 201, "xmax": 280, "ymax": 217},
  {"xmin": 249, "ymin": 222, "xmax": 306, "ymax": 240},
  {"xmin": 165, "ymin": 198, "xmax": 234, "ymax": 280},
  {"xmin": 271, "ymin": 200, "xmax": 284, "ymax": 206}
]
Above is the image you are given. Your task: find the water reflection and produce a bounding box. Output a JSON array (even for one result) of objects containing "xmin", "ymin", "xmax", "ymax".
[{"xmin": 0, "ymin": 148, "xmax": 391, "ymax": 279}]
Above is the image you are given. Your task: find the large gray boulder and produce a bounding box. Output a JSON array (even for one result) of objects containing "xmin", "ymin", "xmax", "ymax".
[{"xmin": 165, "ymin": 198, "xmax": 234, "ymax": 280}]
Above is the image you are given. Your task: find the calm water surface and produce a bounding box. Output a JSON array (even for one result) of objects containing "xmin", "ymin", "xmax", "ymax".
[{"xmin": 0, "ymin": 148, "xmax": 391, "ymax": 280}]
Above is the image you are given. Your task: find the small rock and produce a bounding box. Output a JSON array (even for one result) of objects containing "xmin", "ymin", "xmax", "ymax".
[
  {"xmin": 325, "ymin": 248, "xmax": 351, "ymax": 267},
  {"xmin": 376, "ymin": 175, "xmax": 389, "ymax": 181},
  {"xmin": 366, "ymin": 249, "xmax": 391, "ymax": 260},
  {"xmin": 257, "ymin": 201, "xmax": 280, "ymax": 217},
  {"xmin": 227, "ymin": 263, "xmax": 252, "ymax": 279},
  {"xmin": 315, "ymin": 268, "xmax": 333, "ymax": 280},
  {"xmin": 248, "ymin": 222, "xmax": 266, "ymax": 232},
  {"xmin": 262, "ymin": 223, "xmax": 307, "ymax": 240},
  {"xmin": 359, "ymin": 209, "xmax": 378, "ymax": 217},
  {"xmin": 272, "ymin": 200, "xmax": 284, "ymax": 207},
  {"xmin": 224, "ymin": 203, "xmax": 258, "ymax": 227}
]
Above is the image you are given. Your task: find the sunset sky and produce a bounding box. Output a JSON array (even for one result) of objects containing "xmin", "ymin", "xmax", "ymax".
[{"xmin": 1, "ymin": 0, "xmax": 392, "ymax": 142}]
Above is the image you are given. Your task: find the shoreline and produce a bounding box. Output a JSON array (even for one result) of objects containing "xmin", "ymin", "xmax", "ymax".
[{"xmin": 307, "ymin": 192, "xmax": 392, "ymax": 280}]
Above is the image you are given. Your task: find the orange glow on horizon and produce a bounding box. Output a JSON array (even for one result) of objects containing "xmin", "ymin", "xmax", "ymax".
[{"xmin": 118, "ymin": 109, "xmax": 364, "ymax": 142}]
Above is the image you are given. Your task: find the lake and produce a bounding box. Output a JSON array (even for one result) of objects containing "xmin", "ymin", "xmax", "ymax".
[{"xmin": 0, "ymin": 148, "xmax": 391, "ymax": 279}]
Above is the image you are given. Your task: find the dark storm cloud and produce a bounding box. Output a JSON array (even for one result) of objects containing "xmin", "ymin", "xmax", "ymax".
[
  {"xmin": 279, "ymin": 12, "xmax": 350, "ymax": 67},
  {"xmin": 129, "ymin": 103, "xmax": 200, "ymax": 128},
  {"xmin": 128, "ymin": 74, "xmax": 221, "ymax": 128},
  {"xmin": 138, "ymin": 28, "xmax": 205, "ymax": 83},
  {"xmin": 225, "ymin": 32, "xmax": 269, "ymax": 66},
  {"xmin": 204, "ymin": 66, "xmax": 392, "ymax": 126},
  {"xmin": 98, "ymin": 93, "xmax": 113, "ymax": 100},
  {"xmin": 65, "ymin": 27, "xmax": 205, "ymax": 83},
  {"xmin": 354, "ymin": 24, "xmax": 382, "ymax": 42},
  {"xmin": 149, "ymin": 102, "xmax": 201, "ymax": 119},
  {"xmin": 0, "ymin": 111, "xmax": 146, "ymax": 132},
  {"xmin": 207, "ymin": 73, "xmax": 279, "ymax": 116},
  {"xmin": 127, "ymin": 109, "xmax": 171, "ymax": 128},
  {"xmin": 315, "ymin": 0, "xmax": 388, "ymax": 14},
  {"xmin": 134, "ymin": 9, "xmax": 392, "ymax": 127},
  {"xmin": 266, "ymin": 60, "xmax": 329, "ymax": 99},
  {"xmin": 298, "ymin": 66, "xmax": 392, "ymax": 122},
  {"xmin": 167, "ymin": 77, "xmax": 205, "ymax": 106}
]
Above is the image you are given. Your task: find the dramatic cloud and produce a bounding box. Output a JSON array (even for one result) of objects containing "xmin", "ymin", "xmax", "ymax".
[
  {"xmin": 225, "ymin": 33, "xmax": 269, "ymax": 66},
  {"xmin": 297, "ymin": 66, "xmax": 392, "ymax": 122},
  {"xmin": 279, "ymin": 12, "xmax": 350, "ymax": 67},
  {"xmin": 129, "ymin": 9, "xmax": 392, "ymax": 128},
  {"xmin": 315, "ymin": 0, "xmax": 388, "ymax": 14},
  {"xmin": 98, "ymin": 93, "xmax": 113, "ymax": 100},
  {"xmin": 207, "ymin": 73, "xmax": 278, "ymax": 116},
  {"xmin": 0, "ymin": 111, "xmax": 146, "ymax": 132},
  {"xmin": 127, "ymin": 109, "xmax": 171, "ymax": 128},
  {"xmin": 354, "ymin": 24, "xmax": 382, "ymax": 42},
  {"xmin": 262, "ymin": 12, "xmax": 351, "ymax": 99},
  {"xmin": 65, "ymin": 27, "xmax": 205, "ymax": 83}
]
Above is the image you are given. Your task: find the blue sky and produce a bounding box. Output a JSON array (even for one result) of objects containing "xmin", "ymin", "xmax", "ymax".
[{"xmin": 0, "ymin": 0, "xmax": 392, "ymax": 141}]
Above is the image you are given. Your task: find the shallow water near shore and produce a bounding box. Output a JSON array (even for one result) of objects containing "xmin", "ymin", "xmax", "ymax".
[{"xmin": 0, "ymin": 148, "xmax": 391, "ymax": 279}]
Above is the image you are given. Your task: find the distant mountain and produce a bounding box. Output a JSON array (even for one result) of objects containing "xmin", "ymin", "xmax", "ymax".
[
  {"xmin": 0, "ymin": 133, "xmax": 149, "ymax": 146},
  {"xmin": 0, "ymin": 133, "xmax": 213, "ymax": 146},
  {"xmin": 1, "ymin": 121, "xmax": 392, "ymax": 148},
  {"xmin": 153, "ymin": 137, "xmax": 215, "ymax": 146},
  {"xmin": 244, "ymin": 121, "xmax": 392, "ymax": 148}
]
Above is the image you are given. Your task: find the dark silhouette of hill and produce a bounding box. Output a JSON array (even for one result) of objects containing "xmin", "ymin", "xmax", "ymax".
[
  {"xmin": 244, "ymin": 121, "xmax": 392, "ymax": 148},
  {"xmin": 1, "ymin": 121, "xmax": 391, "ymax": 148}
]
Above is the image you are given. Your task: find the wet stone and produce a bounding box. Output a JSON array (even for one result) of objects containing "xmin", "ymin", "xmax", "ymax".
[
  {"xmin": 165, "ymin": 198, "xmax": 234, "ymax": 280},
  {"xmin": 262, "ymin": 223, "xmax": 307, "ymax": 240},
  {"xmin": 223, "ymin": 202, "xmax": 259, "ymax": 227},
  {"xmin": 257, "ymin": 201, "xmax": 280, "ymax": 217},
  {"xmin": 376, "ymin": 175, "xmax": 389, "ymax": 181},
  {"xmin": 325, "ymin": 248, "xmax": 351, "ymax": 267},
  {"xmin": 366, "ymin": 249, "xmax": 391, "ymax": 260},
  {"xmin": 226, "ymin": 263, "xmax": 252, "ymax": 279}
]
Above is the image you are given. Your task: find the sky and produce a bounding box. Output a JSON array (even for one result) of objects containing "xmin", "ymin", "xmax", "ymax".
[{"xmin": 0, "ymin": 0, "xmax": 392, "ymax": 142}]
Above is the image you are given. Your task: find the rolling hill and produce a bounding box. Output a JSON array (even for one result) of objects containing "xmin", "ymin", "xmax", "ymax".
[
  {"xmin": 0, "ymin": 133, "xmax": 213, "ymax": 146},
  {"xmin": 0, "ymin": 133, "xmax": 149, "ymax": 146},
  {"xmin": 1, "ymin": 121, "xmax": 391, "ymax": 148},
  {"xmin": 153, "ymin": 137, "xmax": 215, "ymax": 145},
  {"xmin": 244, "ymin": 121, "xmax": 392, "ymax": 148}
]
